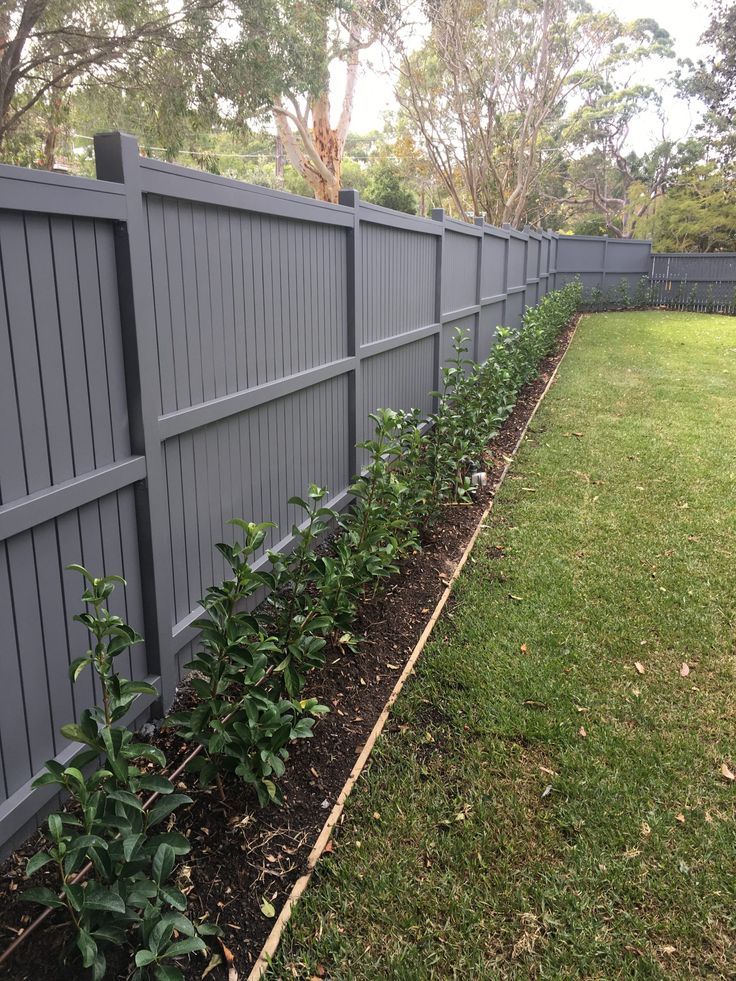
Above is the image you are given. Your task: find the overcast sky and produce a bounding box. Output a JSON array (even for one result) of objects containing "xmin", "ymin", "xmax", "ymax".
[{"xmin": 346, "ymin": 0, "xmax": 713, "ymax": 147}]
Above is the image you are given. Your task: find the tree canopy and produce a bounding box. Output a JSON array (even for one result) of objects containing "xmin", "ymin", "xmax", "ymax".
[{"xmin": 1, "ymin": 0, "xmax": 734, "ymax": 249}]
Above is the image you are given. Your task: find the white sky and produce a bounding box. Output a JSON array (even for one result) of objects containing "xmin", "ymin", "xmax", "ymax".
[{"xmin": 344, "ymin": 0, "xmax": 713, "ymax": 149}]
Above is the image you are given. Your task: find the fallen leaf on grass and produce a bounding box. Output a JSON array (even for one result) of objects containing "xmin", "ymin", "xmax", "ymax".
[
  {"xmin": 578, "ymin": 726, "xmax": 587, "ymax": 738},
  {"xmin": 508, "ymin": 594, "xmax": 524, "ymax": 602},
  {"xmin": 634, "ymin": 661, "xmax": 645, "ymax": 675},
  {"xmin": 641, "ymin": 821, "xmax": 651, "ymax": 837},
  {"xmin": 675, "ymin": 813, "xmax": 686, "ymax": 824},
  {"xmin": 720, "ymin": 763, "xmax": 735, "ymax": 782},
  {"xmin": 680, "ymin": 662, "xmax": 690, "ymax": 677},
  {"xmin": 520, "ymin": 643, "xmax": 528, "ymax": 654},
  {"xmin": 661, "ymin": 945, "xmax": 677, "ymax": 955},
  {"xmin": 541, "ymin": 784, "xmax": 553, "ymax": 798}
]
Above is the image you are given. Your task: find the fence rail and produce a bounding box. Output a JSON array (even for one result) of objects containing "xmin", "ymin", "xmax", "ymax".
[{"xmin": 0, "ymin": 134, "xmax": 725, "ymax": 853}]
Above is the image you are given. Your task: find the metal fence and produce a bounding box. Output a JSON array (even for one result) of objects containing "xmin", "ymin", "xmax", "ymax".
[{"xmin": 0, "ymin": 132, "xmax": 709, "ymax": 852}]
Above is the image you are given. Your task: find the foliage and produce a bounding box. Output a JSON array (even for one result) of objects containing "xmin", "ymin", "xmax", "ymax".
[
  {"xmin": 363, "ymin": 158, "xmax": 417, "ymax": 213},
  {"xmin": 166, "ymin": 519, "xmax": 327, "ymax": 805},
  {"xmin": 24, "ymin": 568, "xmax": 213, "ymax": 980},
  {"xmin": 0, "ymin": 0, "xmax": 215, "ymax": 158},
  {"xmin": 393, "ymin": 0, "xmax": 674, "ymax": 226},
  {"xmin": 262, "ymin": 488, "xmax": 339, "ymax": 694},
  {"xmin": 426, "ymin": 285, "xmax": 581, "ymax": 502},
  {"xmin": 652, "ymin": 161, "xmax": 736, "ymax": 253},
  {"xmin": 207, "ymin": 0, "xmax": 399, "ymax": 201},
  {"xmin": 684, "ymin": 0, "xmax": 736, "ymax": 162}
]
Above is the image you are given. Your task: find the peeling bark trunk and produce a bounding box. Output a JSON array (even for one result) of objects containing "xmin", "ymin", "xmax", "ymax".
[
  {"xmin": 270, "ymin": 13, "xmax": 365, "ymax": 203},
  {"xmin": 307, "ymin": 92, "xmax": 342, "ymax": 202}
]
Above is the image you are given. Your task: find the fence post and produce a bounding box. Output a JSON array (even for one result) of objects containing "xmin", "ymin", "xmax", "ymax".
[
  {"xmin": 338, "ymin": 189, "xmax": 362, "ymax": 478},
  {"xmin": 474, "ymin": 216, "xmax": 484, "ymax": 362},
  {"xmin": 601, "ymin": 234, "xmax": 609, "ymax": 295},
  {"xmin": 94, "ymin": 132, "xmax": 176, "ymax": 710},
  {"xmin": 501, "ymin": 224, "xmax": 511, "ymax": 327},
  {"xmin": 536, "ymin": 229, "xmax": 543, "ymax": 295},
  {"xmin": 431, "ymin": 208, "xmax": 445, "ymax": 404}
]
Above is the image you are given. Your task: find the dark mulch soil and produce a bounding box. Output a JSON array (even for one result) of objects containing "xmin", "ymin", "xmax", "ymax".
[{"xmin": 0, "ymin": 318, "xmax": 578, "ymax": 981}]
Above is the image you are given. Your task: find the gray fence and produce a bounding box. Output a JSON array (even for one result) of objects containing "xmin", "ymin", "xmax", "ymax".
[
  {"xmin": 0, "ymin": 132, "xmax": 699, "ymax": 853},
  {"xmin": 650, "ymin": 253, "xmax": 736, "ymax": 313},
  {"xmin": 555, "ymin": 233, "xmax": 653, "ymax": 297}
]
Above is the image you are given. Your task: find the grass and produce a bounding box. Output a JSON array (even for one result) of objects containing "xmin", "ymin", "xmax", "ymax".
[{"xmin": 266, "ymin": 311, "xmax": 736, "ymax": 980}]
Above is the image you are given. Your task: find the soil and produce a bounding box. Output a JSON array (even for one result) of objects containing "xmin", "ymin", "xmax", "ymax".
[{"xmin": 0, "ymin": 318, "xmax": 578, "ymax": 981}]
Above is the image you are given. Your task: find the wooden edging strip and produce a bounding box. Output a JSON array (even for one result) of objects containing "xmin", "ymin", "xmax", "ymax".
[{"xmin": 247, "ymin": 315, "xmax": 583, "ymax": 981}]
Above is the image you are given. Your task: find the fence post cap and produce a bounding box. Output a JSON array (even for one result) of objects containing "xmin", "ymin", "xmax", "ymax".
[
  {"xmin": 338, "ymin": 188, "xmax": 360, "ymax": 207},
  {"xmin": 93, "ymin": 131, "xmax": 140, "ymax": 182}
]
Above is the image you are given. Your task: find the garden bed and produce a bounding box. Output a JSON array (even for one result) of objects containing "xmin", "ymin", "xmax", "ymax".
[{"xmin": 0, "ymin": 317, "xmax": 579, "ymax": 981}]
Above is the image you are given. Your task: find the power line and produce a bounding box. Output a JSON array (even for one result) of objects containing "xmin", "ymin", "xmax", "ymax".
[{"xmin": 71, "ymin": 132, "xmax": 387, "ymax": 161}]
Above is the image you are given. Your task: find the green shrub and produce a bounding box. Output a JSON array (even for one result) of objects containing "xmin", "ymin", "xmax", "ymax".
[
  {"xmin": 166, "ymin": 519, "xmax": 327, "ymax": 805},
  {"xmin": 25, "ymin": 568, "xmax": 214, "ymax": 980}
]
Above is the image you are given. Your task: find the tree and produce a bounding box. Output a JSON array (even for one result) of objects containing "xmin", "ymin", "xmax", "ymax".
[
  {"xmin": 270, "ymin": 3, "xmax": 403, "ymax": 203},
  {"xmin": 0, "ymin": 0, "xmax": 215, "ymax": 158},
  {"xmin": 394, "ymin": 0, "xmax": 675, "ymax": 227},
  {"xmin": 652, "ymin": 161, "xmax": 736, "ymax": 252},
  {"xmin": 685, "ymin": 1, "xmax": 736, "ymax": 160},
  {"xmin": 208, "ymin": 1, "xmax": 397, "ymax": 203},
  {"xmin": 363, "ymin": 156, "xmax": 417, "ymax": 212}
]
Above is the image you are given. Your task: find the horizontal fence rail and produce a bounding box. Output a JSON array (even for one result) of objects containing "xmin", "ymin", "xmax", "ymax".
[{"xmin": 0, "ymin": 135, "xmax": 727, "ymax": 853}]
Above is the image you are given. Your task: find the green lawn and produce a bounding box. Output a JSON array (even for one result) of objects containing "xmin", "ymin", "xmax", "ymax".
[{"xmin": 267, "ymin": 312, "xmax": 736, "ymax": 980}]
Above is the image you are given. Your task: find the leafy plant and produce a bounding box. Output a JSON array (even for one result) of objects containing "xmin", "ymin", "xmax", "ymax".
[
  {"xmin": 25, "ymin": 568, "xmax": 203, "ymax": 980},
  {"xmin": 634, "ymin": 276, "xmax": 651, "ymax": 308},
  {"xmin": 263, "ymin": 486, "xmax": 338, "ymax": 694},
  {"xmin": 616, "ymin": 278, "xmax": 632, "ymax": 309},
  {"xmin": 341, "ymin": 408, "xmax": 423, "ymax": 592},
  {"xmin": 167, "ymin": 520, "xmax": 327, "ymax": 805}
]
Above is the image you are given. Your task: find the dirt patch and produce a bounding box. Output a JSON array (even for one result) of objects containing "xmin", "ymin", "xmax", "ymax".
[{"xmin": 0, "ymin": 318, "xmax": 578, "ymax": 981}]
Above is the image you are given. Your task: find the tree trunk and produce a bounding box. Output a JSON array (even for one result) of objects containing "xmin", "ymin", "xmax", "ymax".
[{"xmin": 306, "ymin": 92, "xmax": 341, "ymax": 202}]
